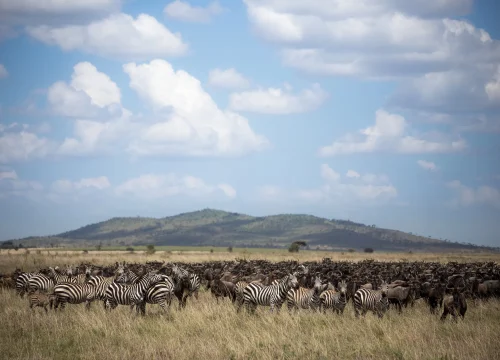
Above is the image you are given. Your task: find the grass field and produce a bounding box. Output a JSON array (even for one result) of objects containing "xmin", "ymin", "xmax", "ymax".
[{"xmin": 1, "ymin": 250, "xmax": 499, "ymax": 360}]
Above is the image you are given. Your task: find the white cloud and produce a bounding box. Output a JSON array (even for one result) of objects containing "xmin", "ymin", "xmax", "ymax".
[
  {"xmin": 27, "ymin": 13, "xmax": 188, "ymax": 60},
  {"xmin": 0, "ymin": 124, "xmax": 54, "ymax": 163},
  {"xmin": 0, "ymin": 169, "xmax": 43, "ymax": 199},
  {"xmin": 346, "ymin": 170, "xmax": 360, "ymax": 178},
  {"xmin": 447, "ymin": 180, "xmax": 500, "ymax": 209},
  {"xmin": 115, "ymin": 173, "xmax": 236, "ymax": 199},
  {"xmin": 243, "ymin": 0, "xmax": 500, "ymax": 133},
  {"xmin": 229, "ymin": 83, "xmax": 327, "ymax": 114},
  {"xmin": 164, "ymin": 1, "xmax": 224, "ymax": 23},
  {"xmin": 52, "ymin": 176, "xmax": 110, "ymax": 193},
  {"xmin": 417, "ymin": 160, "xmax": 438, "ymax": 171},
  {"xmin": 0, "ymin": 64, "xmax": 7, "ymax": 78},
  {"xmin": 48, "ymin": 61, "xmax": 121, "ymax": 117},
  {"xmin": 258, "ymin": 163, "xmax": 397, "ymax": 204},
  {"xmin": 319, "ymin": 109, "xmax": 467, "ymax": 156},
  {"xmin": 123, "ymin": 59, "xmax": 268, "ymax": 157},
  {"xmin": 208, "ymin": 68, "xmax": 251, "ymax": 89}
]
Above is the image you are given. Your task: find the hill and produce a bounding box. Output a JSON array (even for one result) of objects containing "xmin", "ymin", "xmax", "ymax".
[{"xmin": 3, "ymin": 208, "xmax": 497, "ymax": 252}]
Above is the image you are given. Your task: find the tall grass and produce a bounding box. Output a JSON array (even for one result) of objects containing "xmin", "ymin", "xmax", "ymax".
[{"xmin": 1, "ymin": 289, "xmax": 499, "ymax": 360}]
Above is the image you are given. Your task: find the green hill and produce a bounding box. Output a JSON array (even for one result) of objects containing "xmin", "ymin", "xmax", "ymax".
[{"xmin": 4, "ymin": 208, "xmax": 496, "ymax": 252}]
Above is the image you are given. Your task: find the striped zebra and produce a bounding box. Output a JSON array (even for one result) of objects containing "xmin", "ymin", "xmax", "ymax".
[
  {"xmin": 27, "ymin": 274, "xmax": 55, "ymax": 294},
  {"xmin": 47, "ymin": 267, "xmax": 78, "ymax": 285},
  {"xmin": 243, "ymin": 274, "xmax": 299, "ymax": 313},
  {"xmin": 286, "ymin": 276, "xmax": 324, "ymax": 312},
  {"xmin": 354, "ymin": 281, "xmax": 390, "ymax": 318},
  {"xmin": 16, "ymin": 272, "xmax": 40, "ymax": 298},
  {"xmin": 104, "ymin": 272, "xmax": 164, "ymax": 315},
  {"xmin": 28, "ymin": 292, "xmax": 56, "ymax": 313},
  {"xmin": 172, "ymin": 265, "xmax": 201, "ymax": 301},
  {"xmin": 53, "ymin": 283, "xmax": 98, "ymax": 310},
  {"xmin": 235, "ymin": 280, "xmax": 263, "ymax": 312},
  {"xmin": 87, "ymin": 274, "xmax": 127, "ymax": 307},
  {"xmin": 134, "ymin": 274, "xmax": 175, "ymax": 315},
  {"xmin": 320, "ymin": 280, "xmax": 348, "ymax": 314},
  {"xmin": 67, "ymin": 265, "xmax": 92, "ymax": 283}
]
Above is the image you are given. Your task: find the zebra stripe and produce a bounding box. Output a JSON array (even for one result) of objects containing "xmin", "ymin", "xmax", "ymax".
[
  {"xmin": 134, "ymin": 274, "xmax": 175, "ymax": 315},
  {"xmin": 353, "ymin": 282, "xmax": 390, "ymax": 318},
  {"xmin": 28, "ymin": 274, "xmax": 55, "ymax": 294},
  {"xmin": 171, "ymin": 265, "xmax": 200, "ymax": 301},
  {"xmin": 53, "ymin": 283, "xmax": 97, "ymax": 310},
  {"xmin": 16, "ymin": 272, "xmax": 40, "ymax": 298},
  {"xmin": 104, "ymin": 272, "xmax": 164, "ymax": 314},
  {"xmin": 28, "ymin": 292, "xmax": 56, "ymax": 313},
  {"xmin": 286, "ymin": 276, "xmax": 323, "ymax": 312},
  {"xmin": 243, "ymin": 274, "xmax": 299, "ymax": 313},
  {"xmin": 320, "ymin": 280, "xmax": 348, "ymax": 314}
]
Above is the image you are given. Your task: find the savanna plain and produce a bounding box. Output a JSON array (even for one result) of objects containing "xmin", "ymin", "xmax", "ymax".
[{"xmin": 1, "ymin": 249, "xmax": 500, "ymax": 360}]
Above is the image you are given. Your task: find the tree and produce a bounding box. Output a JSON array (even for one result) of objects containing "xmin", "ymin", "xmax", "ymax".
[
  {"xmin": 364, "ymin": 247, "xmax": 374, "ymax": 253},
  {"xmin": 227, "ymin": 246, "xmax": 233, "ymax": 253},
  {"xmin": 289, "ymin": 241, "xmax": 307, "ymax": 253},
  {"xmin": 146, "ymin": 244, "xmax": 155, "ymax": 254},
  {"xmin": 126, "ymin": 247, "xmax": 134, "ymax": 253},
  {"xmin": 95, "ymin": 242, "xmax": 102, "ymax": 251}
]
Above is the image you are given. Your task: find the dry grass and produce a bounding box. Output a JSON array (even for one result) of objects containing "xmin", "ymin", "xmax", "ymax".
[{"xmin": 1, "ymin": 250, "xmax": 500, "ymax": 360}]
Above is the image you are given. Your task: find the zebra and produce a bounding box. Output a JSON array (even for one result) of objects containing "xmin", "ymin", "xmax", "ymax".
[
  {"xmin": 353, "ymin": 280, "xmax": 390, "ymax": 318},
  {"xmin": 47, "ymin": 267, "xmax": 78, "ymax": 285},
  {"xmin": 53, "ymin": 283, "xmax": 98, "ymax": 310},
  {"xmin": 320, "ymin": 280, "xmax": 348, "ymax": 314},
  {"xmin": 243, "ymin": 274, "xmax": 299, "ymax": 314},
  {"xmin": 27, "ymin": 274, "xmax": 55, "ymax": 294},
  {"xmin": 16, "ymin": 272, "xmax": 40, "ymax": 298},
  {"xmin": 171, "ymin": 265, "xmax": 201, "ymax": 302},
  {"xmin": 28, "ymin": 292, "xmax": 56, "ymax": 313},
  {"xmin": 104, "ymin": 271, "xmax": 164, "ymax": 315},
  {"xmin": 286, "ymin": 276, "xmax": 324, "ymax": 312},
  {"xmin": 87, "ymin": 273, "xmax": 128, "ymax": 307},
  {"xmin": 67, "ymin": 265, "xmax": 92, "ymax": 283},
  {"xmin": 134, "ymin": 274, "xmax": 175, "ymax": 315}
]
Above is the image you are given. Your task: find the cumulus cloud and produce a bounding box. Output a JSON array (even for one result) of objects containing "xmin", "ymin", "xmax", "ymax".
[
  {"xmin": 319, "ymin": 109, "xmax": 467, "ymax": 156},
  {"xmin": 229, "ymin": 83, "xmax": 328, "ymax": 114},
  {"xmin": 115, "ymin": 173, "xmax": 236, "ymax": 199},
  {"xmin": 208, "ymin": 68, "xmax": 251, "ymax": 89},
  {"xmin": 48, "ymin": 176, "xmax": 111, "ymax": 203},
  {"xmin": 257, "ymin": 163, "xmax": 397, "ymax": 204},
  {"xmin": 27, "ymin": 13, "xmax": 188, "ymax": 60},
  {"xmin": 0, "ymin": 64, "xmax": 7, "ymax": 78},
  {"xmin": 123, "ymin": 59, "xmax": 268, "ymax": 157},
  {"xmin": 243, "ymin": 0, "xmax": 500, "ymax": 132},
  {"xmin": 164, "ymin": 1, "xmax": 225, "ymax": 23},
  {"xmin": 447, "ymin": 180, "xmax": 500, "ymax": 209},
  {"xmin": 48, "ymin": 61, "xmax": 122, "ymax": 117},
  {"xmin": 0, "ymin": 123, "xmax": 54, "ymax": 163},
  {"xmin": 417, "ymin": 160, "xmax": 438, "ymax": 171},
  {"xmin": 0, "ymin": 169, "xmax": 43, "ymax": 199}
]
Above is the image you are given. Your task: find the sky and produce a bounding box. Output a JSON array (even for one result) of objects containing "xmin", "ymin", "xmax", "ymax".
[{"xmin": 0, "ymin": 0, "xmax": 499, "ymax": 247}]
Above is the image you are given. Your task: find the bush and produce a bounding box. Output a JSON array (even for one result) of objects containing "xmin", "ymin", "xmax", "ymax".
[
  {"xmin": 126, "ymin": 247, "xmax": 135, "ymax": 253},
  {"xmin": 288, "ymin": 243, "xmax": 300, "ymax": 253},
  {"xmin": 227, "ymin": 246, "xmax": 233, "ymax": 253},
  {"xmin": 95, "ymin": 243, "xmax": 102, "ymax": 251},
  {"xmin": 146, "ymin": 244, "xmax": 155, "ymax": 254},
  {"xmin": 210, "ymin": 249, "xmax": 214, "ymax": 253},
  {"xmin": 364, "ymin": 247, "xmax": 374, "ymax": 253},
  {"xmin": 348, "ymin": 248, "xmax": 355, "ymax": 253}
]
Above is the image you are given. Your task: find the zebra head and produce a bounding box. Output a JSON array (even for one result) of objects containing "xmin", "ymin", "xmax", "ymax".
[
  {"xmin": 379, "ymin": 280, "xmax": 389, "ymax": 297},
  {"xmin": 85, "ymin": 265, "xmax": 92, "ymax": 280},
  {"xmin": 114, "ymin": 272, "xmax": 129, "ymax": 284},
  {"xmin": 287, "ymin": 274, "xmax": 299, "ymax": 289},
  {"xmin": 338, "ymin": 280, "xmax": 347, "ymax": 298},
  {"xmin": 313, "ymin": 276, "xmax": 323, "ymax": 294},
  {"xmin": 65, "ymin": 265, "xmax": 73, "ymax": 276},
  {"xmin": 115, "ymin": 262, "xmax": 125, "ymax": 276},
  {"xmin": 172, "ymin": 265, "xmax": 187, "ymax": 280}
]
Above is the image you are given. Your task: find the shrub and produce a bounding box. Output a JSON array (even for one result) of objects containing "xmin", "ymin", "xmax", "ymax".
[
  {"xmin": 210, "ymin": 249, "xmax": 214, "ymax": 253},
  {"xmin": 348, "ymin": 249, "xmax": 356, "ymax": 253},
  {"xmin": 364, "ymin": 247, "xmax": 374, "ymax": 253},
  {"xmin": 146, "ymin": 244, "xmax": 156, "ymax": 255},
  {"xmin": 288, "ymin": 243, "xmax": 300, "ymax": 253},
  {"xmin": 126, "ymin": 247, "xmax": 135, "ymax": 253},
  {"xmin": 227, "ymin": 246, "xmax": 233, "ymax": 253}
]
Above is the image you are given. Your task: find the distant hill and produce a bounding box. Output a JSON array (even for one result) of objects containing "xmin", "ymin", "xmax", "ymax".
[{"xmin": 3, "ymin": 208, "xmax": 497, "ymax": 252}]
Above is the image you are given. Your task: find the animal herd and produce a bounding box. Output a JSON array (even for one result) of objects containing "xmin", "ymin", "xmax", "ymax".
[{"xmin": 1, "ymin": 258, "xmax": 499, "ymax": 322}]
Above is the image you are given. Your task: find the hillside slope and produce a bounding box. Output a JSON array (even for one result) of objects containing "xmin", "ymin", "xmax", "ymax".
[{"xmin": 6, "ymin": 208, "xmax": 494, "ymax": 251}]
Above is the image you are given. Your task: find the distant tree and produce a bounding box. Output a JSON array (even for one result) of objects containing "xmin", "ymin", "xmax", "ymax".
[
  {"xmin": 364, "ymin": 247, "xmax": 374, "ymax": 253},
  {"xmin": 227, "ymin": 246, "xmax": 233, "ymax": 253},
  {"xmin": 146, "ymin": 244, "xmax": 155, "ymax": 254},
  {"xmin": 347, "ymin": 248, "xmax": 355, "ymax": 253},
  {"xmin": 95, "ymin": 242, "xmax": 102, "ymax": 251},
  {"xmin": 288, "ymin": 241, "xmax": 307, "ymax": 253},
  {"xmin": 210, "ymin": 249, "xmax": 214, "ymax": 253},
  {"xmin": 126, "ymin": 247, "xmax": 134, "ymax": 253}
]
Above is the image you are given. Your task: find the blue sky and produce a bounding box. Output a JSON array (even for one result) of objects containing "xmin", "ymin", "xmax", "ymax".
[{"xmin": 0, "ymin": 0, "xmax": 499, "ymax": 246}]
